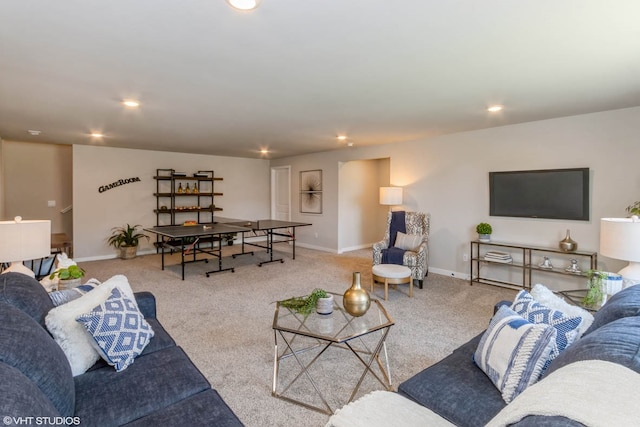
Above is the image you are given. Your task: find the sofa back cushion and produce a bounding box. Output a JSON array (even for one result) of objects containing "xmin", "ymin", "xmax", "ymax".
[
  {"xmin": 0, "ymin": 272, "xmax": 54, "ymax": 327},
  {"xmin": 0, "ymin": 363, "xmax": 62, "ymax": 419},
  {"xmin": 584, "ymin": 284, "xmax": 640, "ymax": 335},
  {"xmin": 544, "ymin": 315, "xmax": 640, "ymax": 378},
  {"xmin": 0, "ymin": 302, "xmax": 75, "ymax": 416}
]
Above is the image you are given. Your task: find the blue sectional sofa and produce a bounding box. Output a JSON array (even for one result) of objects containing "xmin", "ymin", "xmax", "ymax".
[
  {"xmin": 397, "ymin": 284, "xmax": 640, "ymax": 426},
  {"xmin": 0, "ymin": 272, "xmax": 244, "ymax": 427}
]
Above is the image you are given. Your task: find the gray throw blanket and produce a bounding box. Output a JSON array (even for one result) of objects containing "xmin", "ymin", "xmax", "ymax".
[{"xmin": 382, "ymin": 211, "xmax": 406, "ymax": 264}]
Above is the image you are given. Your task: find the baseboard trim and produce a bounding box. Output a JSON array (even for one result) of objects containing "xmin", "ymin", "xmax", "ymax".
[{"xmin": 429, "ymin": 267, "xmax": 469, "ymax": 281}]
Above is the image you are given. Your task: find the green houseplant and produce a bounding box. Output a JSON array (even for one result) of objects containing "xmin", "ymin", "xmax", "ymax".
[
  {"xmin": 582, "ymin": 270, "xmax": 607, "ymax": 308},
  {"xmin": 626, "ymin": 201, "xmax": 640, "ymax": 217},
  {"xmin": 50, "ymin": 265, "xmax": 86, "ymax": 290},
  {"xmin": 107, "ymin": 224, "xmax": 150, "ymax": 259},
  {"xmin": 279, "ymin": 289, "xmax": 331, "ymax": 316},
  {"xmin": 476, "ymin": 223, "xmax": 493, "ymax": 242}
]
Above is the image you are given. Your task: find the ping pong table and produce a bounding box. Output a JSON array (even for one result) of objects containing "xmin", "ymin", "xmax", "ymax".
[{"xmin": 144, "ymin": 218, "xmax": 311, "ymax": 280}]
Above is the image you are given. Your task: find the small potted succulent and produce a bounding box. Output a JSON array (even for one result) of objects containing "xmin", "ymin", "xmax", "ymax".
[
  {"xmin": 476, "ymin": 223, "xmax": 493, "ymax": 242},
  {"xmin": 50, "ymin": 265, "xmax": 86, "ymax": 290},
  {"xmin": 279, "ymin": 289, "xmax": 333, "ymax": 316},
  {"xmin": 107, "ymin": 224, "xmax": 150, "ymax": 259}
]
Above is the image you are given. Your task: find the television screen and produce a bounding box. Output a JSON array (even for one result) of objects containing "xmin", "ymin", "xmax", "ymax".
[{"xmin": 489, "ymin": 168, "xmax": 590, "ymax": 221}]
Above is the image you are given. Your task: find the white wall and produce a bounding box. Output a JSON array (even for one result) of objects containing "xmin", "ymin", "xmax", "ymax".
[
  {"xmin": 272, "ymin": 107, "xmax": 640, "ymax": 281},
  {"xmin": 73, "ymin": 145, "xmax": 270, "ymax": 260}
]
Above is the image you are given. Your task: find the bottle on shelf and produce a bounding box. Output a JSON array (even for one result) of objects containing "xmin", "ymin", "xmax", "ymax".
[
  {"xmin": 185, "ymin": 183, "xmax": 191, "ymax": 194},
  {"xmin": 193, "ymin": 183, "xmax": 199, "ymax": 194},
  {"xmin": 177, "ymin": 183, "xmax": 183, "ymax": 194}
]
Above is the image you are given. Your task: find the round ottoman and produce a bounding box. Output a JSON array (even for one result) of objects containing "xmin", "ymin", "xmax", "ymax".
[{"xmin": 371, "ymin": 264, "xmax": 412, "ymax": 300}]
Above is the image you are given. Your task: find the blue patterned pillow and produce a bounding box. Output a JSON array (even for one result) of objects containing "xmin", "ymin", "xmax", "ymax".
[
  {"xmin": 511, "ymin": 290, "xmax": 581, "ymax": 370},
  {"xmin": 49, "ymin": 279, "xmax": 101, "ymax": 307},
  {"xmin": 76, "ymin": 287, "xmax": 154, "ymax": 372},
  {"xmin": 474, "ymin": 305, "xmax": 556, "ymax": 403}
]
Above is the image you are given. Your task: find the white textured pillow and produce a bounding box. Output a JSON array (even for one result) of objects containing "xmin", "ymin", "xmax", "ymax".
[
  {"xmin": 45, "ymin": 275, "xmax": 137, "ymax": 376},
  {"xmin": 395, "ymin": 232, "xmax": 422, "ymax": 251},
  {"xmin": 530, "ymin": 284, "xmax": 594, "ymax": 337}
]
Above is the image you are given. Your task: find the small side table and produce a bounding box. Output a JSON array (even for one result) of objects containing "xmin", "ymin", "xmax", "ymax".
[{"xmin": 372, "ymin": 264, "xmax": 412, "ymax": 300}]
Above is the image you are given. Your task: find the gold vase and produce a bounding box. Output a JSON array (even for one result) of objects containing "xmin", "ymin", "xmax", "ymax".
[
  {"xmin": 343, "ymin": 272, "xmax": 370, "ymax": 317},
  {"xmin": 559, "ymin": 229, "xmax": 578, "ymax": 252}
]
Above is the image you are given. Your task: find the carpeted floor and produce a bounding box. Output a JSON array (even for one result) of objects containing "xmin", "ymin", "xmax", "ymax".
[{"xmin": 81, "ymin": 244, "xmax": 516, "ymax": 427}]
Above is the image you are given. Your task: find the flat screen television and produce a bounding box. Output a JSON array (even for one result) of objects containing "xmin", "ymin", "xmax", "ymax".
[{"xmin": 489, "ymin": 168, "xmax": 590, "ymax": 221}]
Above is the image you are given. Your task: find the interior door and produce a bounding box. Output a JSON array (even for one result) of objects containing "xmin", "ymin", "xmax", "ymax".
[{"xmin": 271, "ymin": 166, "xmax": 291, "ymax": 221}]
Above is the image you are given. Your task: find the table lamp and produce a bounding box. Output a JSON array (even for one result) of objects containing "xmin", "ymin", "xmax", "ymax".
[
  {"xmin": 380, "ymin": 187, "xmax": 403, "ymax": 211},
  {"xmin": 600, "ymin": 217, "xmax": 640, "ymax": 286},
  {"xmin": 0, "ymin": 216, "xmax": 51, "ymax": 278}
]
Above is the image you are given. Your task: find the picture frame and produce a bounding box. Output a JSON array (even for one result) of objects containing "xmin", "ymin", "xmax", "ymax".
[{"xmin": 300, "ymin": 170, "xmax": 322, "ymax": 214}]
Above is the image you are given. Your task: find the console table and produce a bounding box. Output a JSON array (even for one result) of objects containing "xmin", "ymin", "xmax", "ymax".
[{"xmin": 470, "ymin": 240, "xmax": 597, "ymax": 291}]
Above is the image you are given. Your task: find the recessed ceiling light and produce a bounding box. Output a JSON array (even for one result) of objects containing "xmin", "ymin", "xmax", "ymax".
[
  {"xmin": 27, "ymin": 130, "xmax": 41, "ymax": 136},
  {"xmin": 260, "ymin": 149, "xmax": 269, "ymax": 154},
  {"xmin": 227, "ymin": 0, "xmax": 261, "ymax": 11},
  {"xmin": 122, "ymin": 100, "xmax": 140, "ymax": 108},
  {"xmin": 487, "ymin": 105, "xmax": 503, "ymax": 112},
  {"xmin": 337, "ymin": 135, "xmax": 348, "ymax": 141},
  {"xmin": 90, "ymin": 133, "xmax": 104, "ymax": 138}
]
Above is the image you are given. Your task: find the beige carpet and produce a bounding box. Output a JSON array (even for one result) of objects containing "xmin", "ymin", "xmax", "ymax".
[{"xmin": 81, "ymin": 244, "xmax": 516, "ymax": 427}]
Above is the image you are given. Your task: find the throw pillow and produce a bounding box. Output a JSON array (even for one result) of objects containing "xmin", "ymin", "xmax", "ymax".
[
  {"xmin": 76, "ymin": 287, "xmax": 154, "ymax": 372},
  {"xmin": 49, "ymin": 278, "xmax": 101, "ymax": 307},
  {"xmin": 45, "ymin": 275, "xmax": 138, "ymax": 376},
  {"xmin": 394, "ymin": 232, "xmax": 422, "ymax": 251},
  {"xmin": 474, "ymin": 305, "xmax": 557, "ymax": 403},
  {"xmin": 530, "ymin": 284, "xmax": 594, "ymax": 336},
  {"xmin": 511, "ymin": 289, "xmax": 582, "ymax": 371}
]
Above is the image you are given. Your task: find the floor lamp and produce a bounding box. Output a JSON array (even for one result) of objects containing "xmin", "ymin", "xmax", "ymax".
[
  {"xmin": 380, "ymin": 187, "xmax": 403, "ymax": 211},
  {"xmin": 600, "ymin": 217, "xmax": 640, "ymax": 287},
  {"xmin": 0, "ymin": 216, "xmax": 51, "ymax": 278}
]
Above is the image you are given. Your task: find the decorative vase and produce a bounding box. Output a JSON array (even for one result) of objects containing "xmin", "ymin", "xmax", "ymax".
[
  {"xmin": 559, "ymin": 229, "xmax": 578, "ymax": 252},
  {"xmin": 478, "ymin": 234, "xmax": 491, "ymax": 243},
  {"xmin": 316, "ymin": 294, "xmax": 334, "ymax": 315},
  {"xmin": 343, "ymin": 272, "xmax": 371, "ymax": 317}
]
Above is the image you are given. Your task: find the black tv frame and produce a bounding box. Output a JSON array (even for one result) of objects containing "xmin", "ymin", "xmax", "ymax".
[{"xmin": 489, "ymin": 167, "xmax": 590, "ymax": 221}]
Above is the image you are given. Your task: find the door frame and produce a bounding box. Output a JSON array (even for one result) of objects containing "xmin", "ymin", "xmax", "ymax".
[{"xmin": 270, "ymin": 166, "xmax": 291, "ymax": 220}]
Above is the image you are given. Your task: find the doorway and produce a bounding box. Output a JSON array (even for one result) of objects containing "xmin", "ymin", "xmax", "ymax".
[{"xmin": 271, "ymin": 166, "xmax": 291, "ymax": 220}]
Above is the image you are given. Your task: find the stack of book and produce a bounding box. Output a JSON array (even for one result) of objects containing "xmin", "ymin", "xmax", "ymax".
[{"xmin": 484, "ymin": 251, "xmax": 513, "ymax": 264}]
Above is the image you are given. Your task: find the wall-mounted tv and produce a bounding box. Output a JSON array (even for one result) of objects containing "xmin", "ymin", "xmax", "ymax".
[{"xmin": 489, "ymin": 168, "xmax": 590, "ymax": 221}]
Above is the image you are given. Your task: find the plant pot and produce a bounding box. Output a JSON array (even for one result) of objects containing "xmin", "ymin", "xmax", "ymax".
[
  {"xmin": 478, "ymin": 234, "xmax": 491, "ymax": 242},
  {"xmin": 316, "ymin": 295, "xmax": 334, "ymax": 315},
  {"xmin": 120, "ymin": 245, "xmax": 138, "ymax": 260},
  {"xmin": 227, "ymin": 240, "xmax": 234, "ymax": 246},
  {"xmin": 58, "ymin": 278, "xmax": 81, "ymax": 290}
]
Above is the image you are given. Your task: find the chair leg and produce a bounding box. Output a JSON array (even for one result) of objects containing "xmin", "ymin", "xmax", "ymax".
[{"xmin": 413, "ymin": 279, "xmax": 423, "ymax": 289}]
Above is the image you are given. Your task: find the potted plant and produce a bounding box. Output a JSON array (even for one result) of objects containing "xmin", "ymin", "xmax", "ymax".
[
  {"xmin": 476, "ymin": 223, "xmax": 493, "ymax": 242},
  {"xmin": 107, "ymin": 224, "xmax": 150, "ymax": 259},
  {"xmin": 583, "ymin": 270, "xmax": 608, "ymax": 308},
  {"xmin": 279, "ymin": 289, "xmax": 333, "ymax": 316},
  {"xmin": 50, "ymin": 265, "xmax": 85, "ymax": 290},
  {"xmin": 626, "ymin": 201, "xmax": 640, "ymax": 217},
  {"xmin": 221, "ymin": 232, "xmax": 237, "ymax": 246}
]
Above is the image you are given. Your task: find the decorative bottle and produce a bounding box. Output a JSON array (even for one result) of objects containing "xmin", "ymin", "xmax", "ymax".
[
  {"xmin": 193, "ymin": 183, "xmax": 199, "ymax": 194},
  {"xmin": 343, "ymin": 272, "xmax": 371, "ymax": 317},
  {"xmin": 185, "ymin": 183, "xmax": 191, "ymax": 194},
  {"xmin": 177, "ymin": 183, "xmax": 183, "ymax": 194},
  {"xmin": 559, "ymin": 229, "xmax": 578, "ymax": 252}
]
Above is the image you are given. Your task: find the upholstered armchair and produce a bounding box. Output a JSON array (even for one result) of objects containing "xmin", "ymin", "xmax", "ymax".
[{"xmin": 372, "ymin": 211, "xmax": 431, "ymax": 289}]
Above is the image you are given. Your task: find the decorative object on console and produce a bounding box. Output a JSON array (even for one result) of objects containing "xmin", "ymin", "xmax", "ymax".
[
  {"xmin": 379, "ymin": 187, "xmax": 403, "ymax": 211},
  {"xmin": 0, "ymin": 216, "xmax": 51, "ymax": 278},
  {"xmin": 107, "ymin": 224, "xmax": 150, "ymax": 259},
  {"xmin": 476, "ymin": 222, "xmax": 492, "ymax": 242},
  {"xmin": 343, "ymin": 272, "xmax": 371, "ymax": 317},
  {"xmin": 565, "ymin": 258, "xmax": 581, "ymax": 274},
  {"xmin": 600, "ymin": 217, "xmax": 640, "ymax": 287},
  {"xmin": 559, "ymin": 229, "xmax": 578, "ymax": 252},
  {"xmin": 539, "ymin": 256, "xmax": 553, "ymax": 269}
]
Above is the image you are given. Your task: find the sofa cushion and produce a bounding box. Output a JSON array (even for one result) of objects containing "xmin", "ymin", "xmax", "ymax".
[
  {"xmin": 77, "ymin": 287, "xmax": 154, "ymax": 372},
  {"xmin": 398, "ymin": 333, "xmax": 507, "ymax": 427},
  {"xmin": 49, "ymin": 279, "xmax": 100, "ymax": 307},
  {"xmin": 474, "ymin": 305, "xmax": 556, "ymax": 403},
  {"xmin": 583, "ymin": 284, "xmax": 640, "ymax": 335},
  {"xmin": 511, "ymin": 290, "xmax": 582, "ymax": 370},
  {"xmin": 544, "ymin": 315, "xmax": 640, "ymax": 378},
  {"xmin": 0, "ymin": 272, "xmax": 54, "ymax": 327},
  {"xmin": 122, "ymin": 389, "xmax": 244, "ymax": 427},
  {"xmin": 0, "ymin": 302, "xmax": 75, "ymax": 416},
  {"xmin": 74, "ymin": 346, "xmax": 211, "ymax": 427},
  {"xmin": 0, "ymin": 363, "xmax": 63, "ymax": 420}
]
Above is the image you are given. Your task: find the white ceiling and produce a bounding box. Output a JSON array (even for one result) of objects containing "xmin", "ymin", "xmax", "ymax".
[{"xmin": 1, "ymin": 1, "xmax": 639, "ymax": 159}]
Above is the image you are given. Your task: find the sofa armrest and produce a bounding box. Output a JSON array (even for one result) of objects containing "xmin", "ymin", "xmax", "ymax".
[{"xmin": 135, "ymin": 292, "xmax": 157, "ymax": 319}]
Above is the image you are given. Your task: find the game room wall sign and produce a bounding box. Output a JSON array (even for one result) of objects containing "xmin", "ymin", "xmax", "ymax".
[{"xmin": 98, "ymin": 176, "xmax": 142, "ymax": 193}]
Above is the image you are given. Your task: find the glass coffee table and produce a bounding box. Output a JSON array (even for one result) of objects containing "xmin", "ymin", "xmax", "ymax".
[{"xmin": 272, "ymin": 292, "xmax": 394, "ymax": 414}]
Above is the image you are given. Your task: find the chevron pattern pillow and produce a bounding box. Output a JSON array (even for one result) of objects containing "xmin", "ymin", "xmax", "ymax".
[
  {"xmin": 511, "ymin": 290, "xmax": 582, "ymax": 371},
  {"xmin": 76, "ymin": 287, "xmax": 154, "ymax": 372},
  {"xmin": 474, "ymin": 305, "xmax": 556, "ymax": 403}
]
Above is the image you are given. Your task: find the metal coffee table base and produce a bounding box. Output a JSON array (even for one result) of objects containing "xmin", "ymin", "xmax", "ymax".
[{"xmin": 271, "ymin": 328, "xmax": 393, "ymax": 415}]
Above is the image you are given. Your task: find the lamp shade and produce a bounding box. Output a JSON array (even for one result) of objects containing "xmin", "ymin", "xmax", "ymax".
[
  {"xmin": 0, "ymin": 217, "xmax": 51, "ymax": 263},
  {"xmin": 600, "ymin": 218, "xmax": 640, "ymax": 262},
  {"xmin": 379, "ymin": 187, "xmax": 403, "ymax": 206}
]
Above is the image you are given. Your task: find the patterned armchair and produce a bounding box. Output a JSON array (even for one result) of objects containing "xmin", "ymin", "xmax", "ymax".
[{"xmin": 372, "ymin": 211, "xmax": 431, "ymax": 288}]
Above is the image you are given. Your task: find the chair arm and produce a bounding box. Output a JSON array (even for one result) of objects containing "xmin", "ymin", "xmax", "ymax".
[{"xmin": 135, "ymin": 291, "xmax": 157, "ymax": 319}]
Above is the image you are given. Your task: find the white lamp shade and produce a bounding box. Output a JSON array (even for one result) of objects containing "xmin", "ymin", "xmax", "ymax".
[
  {"xmin": 380, "ymin": 187, "xmax": 403, "ymax": 206},
  {"xmin": 0, "ymin": 218, "xmax": 51, "ymax": 262},
  {"xmin": 600, "ymin": 218, "xmax": 640, "ymax": 262}
]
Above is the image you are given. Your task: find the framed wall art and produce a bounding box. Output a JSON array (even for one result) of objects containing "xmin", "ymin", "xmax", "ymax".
[{"xmin": 300, "ymin": 169, "xmax": 322, "ymax": 214}]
